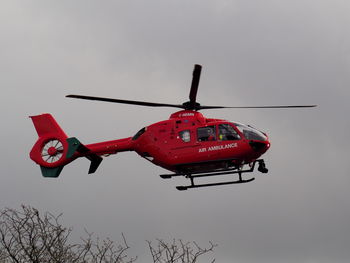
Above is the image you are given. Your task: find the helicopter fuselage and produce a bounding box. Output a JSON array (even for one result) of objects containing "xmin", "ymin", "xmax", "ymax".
[{"xmin": 131, "ymin": 110, "xmax": 270, "ymax": 173}]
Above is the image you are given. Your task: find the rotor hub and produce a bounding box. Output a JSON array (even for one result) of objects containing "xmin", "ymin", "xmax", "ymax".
[
  {"xmin": 182, "ymin": 101, "xmax": 201, "ymax": 111},
  {"xmin": 47, "ymin": 146, "xmax": 58, "ymax": 156}
]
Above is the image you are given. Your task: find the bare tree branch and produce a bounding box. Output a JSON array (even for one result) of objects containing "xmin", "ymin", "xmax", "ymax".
[
  {"xmin": 147, "ymin": 239, "xmax": 217, "ymax": 263},
  {"xmin": 0, "ymin": 205, "xmax": 136, "ymax": 263},
  {"xmin": 1, "ymin": 206, "xmax": 216, "ymax": 263}
]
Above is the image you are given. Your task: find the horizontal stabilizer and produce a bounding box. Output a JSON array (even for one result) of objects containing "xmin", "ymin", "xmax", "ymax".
[
  {"xmin": 66, "ymin": 137, "xmax": 90, "ymax": 158},
  {"xmin": 66, "ymin": 137, "xmax": 103, "ymax": 174}
]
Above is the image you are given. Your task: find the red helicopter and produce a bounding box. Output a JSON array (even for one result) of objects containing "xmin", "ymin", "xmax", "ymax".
[{"xmin": 30, "ymin": 64, "xmax": 316, "ymax": 190}]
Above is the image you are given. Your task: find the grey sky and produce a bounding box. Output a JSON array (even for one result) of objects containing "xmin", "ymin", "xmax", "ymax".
[{"xmin": 1, "ymin": 0, "xmax": 350, "ymax": 262}]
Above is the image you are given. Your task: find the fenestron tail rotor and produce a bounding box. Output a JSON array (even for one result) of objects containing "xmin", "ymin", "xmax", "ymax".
[
  {"xmin": 66, "ymin": 64, "xmax": 317, "ymax": 110},
  {"xmin": 41, "ymin": 139, "xmax": 64, "ymax": 164}
]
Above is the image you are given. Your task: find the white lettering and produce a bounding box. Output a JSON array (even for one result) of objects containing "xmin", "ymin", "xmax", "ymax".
[
  {"xmin": 198, "ymin": 143, "xmax": 237, "ymax": 153},
  {"xmin": 180, "ymin": 113, "xmax": 195, "ymax": 117}
]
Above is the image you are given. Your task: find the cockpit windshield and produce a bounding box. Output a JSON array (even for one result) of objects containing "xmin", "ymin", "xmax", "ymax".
[{"xmin": 234, "ymin": 123, "xmax": 267, "ymax": 141}]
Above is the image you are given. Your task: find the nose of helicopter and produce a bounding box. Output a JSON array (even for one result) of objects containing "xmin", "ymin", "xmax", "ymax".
[
  {"xmin": 234, "ymin": 123, "xmax": 270, "ymax": 155},
  {"xmin": 249, "ymin": 140, "xmax": 270, "ymax": 153}
]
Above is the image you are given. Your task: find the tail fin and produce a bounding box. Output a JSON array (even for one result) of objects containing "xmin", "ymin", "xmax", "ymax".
[
  {"xmin": 30, "ymin": 114, "xmax": 102, "ymax": 177},
  {"xmin": 31, "ymin": 114, "xmax": 68, "ymax": 138}
]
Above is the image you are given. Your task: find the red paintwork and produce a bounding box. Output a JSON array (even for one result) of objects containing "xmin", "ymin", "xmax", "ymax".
[
  {"xmin": 132, "ymin": 110, "xmax": 270, "ymax": 172},
  {"xmin": 30, "ymin": 114, "xmax": 69, "ymax": 168},
  {"xmin": 30, "ymin": 110, "xmax": 270, "ymax": 174}
]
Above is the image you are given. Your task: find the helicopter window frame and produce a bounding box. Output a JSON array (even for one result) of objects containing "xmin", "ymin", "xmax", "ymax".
[
  {"xmin": 218, "ymin": 123, "xmax": 241, "ymax": 141},
  {"xmin": 179, "ymin": 130, "xmax": 191, "ymax": 143},
  {"xmin": 234, "ymin": 123, "xmax": 267, "ymax": 141},
  {"xmin": 197, "ymin": 125, "xmax": 217, "ymax": 142}
]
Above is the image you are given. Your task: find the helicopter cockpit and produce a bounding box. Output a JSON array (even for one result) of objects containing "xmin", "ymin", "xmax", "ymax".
[{"xmin": 233, "ymin": 123, "xmax": 267, "ymax": 141}]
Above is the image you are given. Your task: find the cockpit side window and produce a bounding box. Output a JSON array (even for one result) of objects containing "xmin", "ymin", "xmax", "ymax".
[
  {"xmin": 235, "ymin": 123, "xmax": 267, "ymax": 141},
  {"xmin": 197, "ymin": 126, "xmax": 216, "ymax": 141},
  {"xmin": 179, "ymin": 130, "xmax": 191, "ymax": 142},
  {"xmin": 218, "ymin": 124, "xmax": 240, "ymax": 141}
]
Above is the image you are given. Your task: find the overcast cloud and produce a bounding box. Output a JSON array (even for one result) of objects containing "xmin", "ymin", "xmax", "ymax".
[{"xmin": 1, "ymin": 1, "xmax": 350, "ymax": 262}]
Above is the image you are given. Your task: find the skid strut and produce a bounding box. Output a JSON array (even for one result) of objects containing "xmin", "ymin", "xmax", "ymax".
[{"xmin": 160, "ymin": 159, "xmax": 267, "ymax": 190}]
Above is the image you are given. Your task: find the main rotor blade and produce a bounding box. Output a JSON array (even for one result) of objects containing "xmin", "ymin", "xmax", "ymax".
[
  {"xmin": 188, "ymin": 64, "xmax": 202, "ymax": 109},
  {"xmin": 199, "ymin": 105, "xmax": 317, "ymax": 110},
  {"xmin": 66, "ymin": 95, "xmax": 184, "ymax": 109}
]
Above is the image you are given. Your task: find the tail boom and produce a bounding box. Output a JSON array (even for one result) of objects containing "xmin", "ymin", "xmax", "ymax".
[{"xmin": 85, "ymin": 137, "xmax": 134, "ymax": 155}]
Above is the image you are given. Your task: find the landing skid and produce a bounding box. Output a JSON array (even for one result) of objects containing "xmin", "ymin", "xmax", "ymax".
[{"xmin": 160, "ymin": 159, "xmax": 267, "ymax": 190}]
